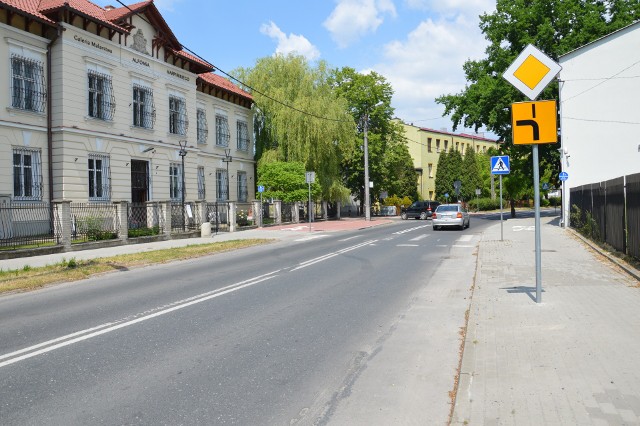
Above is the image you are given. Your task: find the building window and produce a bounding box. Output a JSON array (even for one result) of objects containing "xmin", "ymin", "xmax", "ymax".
[
  {"xmin": 133, "ymin": 84, "xmax": 155, "ymax": 129},
  {"xmin": 169, "ymin": 96, "xmax": 188, "ymax": 135},
  {"xmin": 427, "ymin": 138, "xmax": 432, "ymax": 153},
  {"xmin": 483, "ymin": 146, "xmax": 487, "ymax": 153},
  {"xmin": 216, "ymin": 114, "xmax": 230, "ymax": 147},
  {"xmin": 237, "ymin": 121, "xmax": 249, "ymax": 151},
  {"xmin": 436, "ymin": 139, "xmax": 440, "ymax": 153},
  {"xmin": 88, "ymin": 70, "xmax": 115, "ymax": 120},
  {"xmin": 197, "ymin": 166, "xmax": 206, "ymax": 199},
  {"xmin": 444, "ymin": 140, "xmax": 448, "ymax": 152},
  {"xmin": 197, "ymin": 108, "xmax": 208, "ymax": 144},
  {"xmin": 169, "ymin": 162, "xmax": 182, "ymax": 201},
  {"xmin": 237, "ymin": 171, "xmax": 248, "ymax": 202},
  {"xmin": 460, "ymin": 143, "xmax": 464, "ymax": 154},
  {"xmin": 88, "ymin": 154, "xmax": 110, "ymax": 201},
  {"xmin": 216, "ymin": 169, "xmax": 228, "ymax": 201},
  {"xmin": 428, "ymin": 163, "xmax": 433, "ymax": 178},
  {"xmin": 11, "ymin": 54, "xmax": 46, "ymax": 113},
  {"xmin": 13, "ymin": 147, "xmax": 42, "ymax": 200}
]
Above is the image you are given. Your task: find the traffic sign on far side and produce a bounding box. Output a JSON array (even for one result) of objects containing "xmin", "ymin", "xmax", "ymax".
[
  {"xmin": 559, "ymin": 171, "xmax": 569, "ymax": 181},
  {"xmin": 491, "ymin": 155, "xmax": 510, "ymax": 175}
]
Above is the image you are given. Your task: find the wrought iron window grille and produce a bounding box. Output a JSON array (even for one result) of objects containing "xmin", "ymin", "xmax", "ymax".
[
  {"xmin": 133, "ymin": 84, "xmax": 156, "ymax": 129},
  {"xmin": 169, "ymin": 96, "xmax": 188, "ymax": 135},
  {"xmin": 88, "ymin": 154, "xmax": 111, "ymax": 201},
  {"xmin": 13, "ymin": 147, "xmax": 43, "ymax": 200},
  {"xmin": 88, "ymin": 70, "xmax": 116, "ymax": 120},
  {"xmin": 11, "ymin": 55, "xmax": 46, "ymax": 113},
  {"xmin": 197, "ymin": 108, "xmax": 208, "ymax": 144},
  {"xmin": 216, "ymin": 115, "xmax": 230, "ymax": 147},
  {"xmin": 237, "ymin": 121, "xmax": 250, "ymax": 151}
]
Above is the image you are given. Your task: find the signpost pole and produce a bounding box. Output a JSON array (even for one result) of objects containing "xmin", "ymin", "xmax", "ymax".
[
  {"xmin": 308, "ymin": 181, "xmax": 312, "ymax": 232},
  {"xmin": 533, "ymin": 145, "xmax": 542, "ymax": 303},
  {"xmin": 499, "ymin": 175, "xmax": 503, "ymax": 241}
]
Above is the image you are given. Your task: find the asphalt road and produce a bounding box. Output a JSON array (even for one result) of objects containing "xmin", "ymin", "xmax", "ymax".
[{"xmin": 0, "ymin": 217, "xmax": 493, "ymax": 425}]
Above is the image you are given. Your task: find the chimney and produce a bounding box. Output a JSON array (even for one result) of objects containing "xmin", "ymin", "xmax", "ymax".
[{"xmin": 105, "ymin": 5, "xmax": 116, "ymax": 11}]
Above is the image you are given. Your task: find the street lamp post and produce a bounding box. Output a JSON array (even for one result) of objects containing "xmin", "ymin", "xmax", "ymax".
[
  {"xmin": 178, "ymin": 141, "xmax": 187, "ymax": 232},
  {"xmin": 222, "ymin": 148, "xmax": 233, "ymax": 201},
  {"xmin": 363, "ymin": 112, "xmax": 371, "ymax": 221}
]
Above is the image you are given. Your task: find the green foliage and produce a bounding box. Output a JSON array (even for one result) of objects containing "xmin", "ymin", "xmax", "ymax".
[
  {"xmin": 81, "ymin": 216, "xmax": 117, "ymax": 241},
  {"xmin": 467, "ymin": 197, "xmax": 505, "ymax": 211},
  {"xmin": 461, "ymin": 148, "xmax": 482, "ymax": 201},
  {"xmin": 434, "ymin": 150, "xmax": 464, "ymax": 201},
  {"xmin": 436, "ymin": 0, "xmax": 640, "ymax": 202},
  {"xmin": 570, "ymin": 204, "xmax": 600, "ymax": 240},
  {"xmin": 128, "ymin": 226, "xmax": 160, "ymax": 238},
  {"xmin": 257, "ymin": 161, "xmax": 320, "ymax": 202},
  {"xmin": 232, "ymin": 54, "xmax": 353, "ymax": 200},
  {"xmin": 383, "ymin": 195, "xmax": 413, "ymax": 209},
  {"xmin": 548, "ymin": 196, "xmax": 561, "ymax": 207}
]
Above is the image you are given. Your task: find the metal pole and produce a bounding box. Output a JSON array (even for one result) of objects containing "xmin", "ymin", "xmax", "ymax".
[
  {"xmin": 364, "ymin": 113, "xmax": 371, "ymax": 221},
  {"xmin": 308, "ymin": 182, "xmax": 312, "ymax": 232},
  {"xmin": 533, "ymin": 145, "xmax": 542, "ymax": 303},
  {"xmin": 181, "ymin": 153, "xmax": 185, "ymax": 231},
  {"xmin": 500, "ymin": 175, "xmax": 503, "ymax": 241},
  {"xmin": 179, "ymin": 141, "xmax": 187, "ymax": 232}
]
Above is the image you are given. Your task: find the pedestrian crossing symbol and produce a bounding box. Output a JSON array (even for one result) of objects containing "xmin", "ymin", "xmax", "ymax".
[{"xmin": 491, "ymin": 155, "xmax": 510, "ymax": 175}]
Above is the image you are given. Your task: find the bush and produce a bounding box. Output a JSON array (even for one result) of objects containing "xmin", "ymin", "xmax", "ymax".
[
  {"xmin": 570, "ymin": 204, "xmax": 600, "ymax": 240},
  {"xmin": 467, "ymin": 197, "xmax": 505, "ymax": 211},
  {"xmin": 548, "ymin": 196, "xmax": 561, "ymax": 207},
  {"xmin": 540, "ymin": 198, "xmax": 550, "ymax": 207},
  {"xmin": 128, "ymin": 226, "xmax": 160, "ymax": 238}
]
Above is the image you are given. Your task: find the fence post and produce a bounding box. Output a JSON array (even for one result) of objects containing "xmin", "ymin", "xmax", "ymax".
[
  {"xmin": 322, "ymin": 201, "xmax": 328, "ymax": 220},
  {"xmin": 117, "ymin": 201, "xmax": 128, "ymax": 242},
  {"xmin": 274, "ymin": 200, "xmax": 282, "ymax": 225},
  {"xmin": 57, "ymin": 200, "xmax": 72, "ymax": 251},
  {"xmin": 229, "ymin": 202, "xmax": 237, "ymax": 232},
  {"xmin": 294, "ymin": 202, "xmax": 300, "ymax": 223},
  {"xmin": 251, "ymin": 200, "xmax": 261, "ymax": 227},
  {"xmin": 163, "ymin": 201, "xmax": 172, "ymax": 238}
]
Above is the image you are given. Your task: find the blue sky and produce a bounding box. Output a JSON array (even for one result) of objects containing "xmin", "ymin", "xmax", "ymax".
[{"xmin": 98, "ymin": 0, "xmax": 496, "ymax": 136}]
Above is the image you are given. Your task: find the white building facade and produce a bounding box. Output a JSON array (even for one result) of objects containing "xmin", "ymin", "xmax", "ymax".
[
  {"xmin": 1, "ymin": 0, "xmax": 254, "ymax": 209},
  {"xmin": 558, "ymin": 21, "xmax": 640, "ymax": 225}
]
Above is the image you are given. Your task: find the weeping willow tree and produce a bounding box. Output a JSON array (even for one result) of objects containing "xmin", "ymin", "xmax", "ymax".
[{"xmin": 232, "ymin": 54, "xmax": 355, "ymax": 202}]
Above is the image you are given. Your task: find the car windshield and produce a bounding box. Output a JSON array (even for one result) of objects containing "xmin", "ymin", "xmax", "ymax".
[{"xmin": 437, "ymin": 205, "xmax": 458, "ymax": 212}]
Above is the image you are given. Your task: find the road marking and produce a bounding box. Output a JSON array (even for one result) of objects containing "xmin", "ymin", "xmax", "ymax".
[
  {"xmin": 453, "ymin": 245, "xmax": 474, "ymax": 248},
  {"xmin": 339, "ymin": 235, "xmax": 362, "ymax": 242},
  {"xmin": 397, "ymin": 244, "xmax": 420, "ymax": 247},
  {"xmin": 458, "ymin": 235, "xmax": 473, "ymax": 242},
  {"xmin": 513, "ymin": 226, "xmax": 535, "ymax": 231},
  {"xmin": 295, "ymin": 234, "xmax": 329, "ymax": 242},
  {"xmin": 0, "ymin": 270, "xmax": 281, "ymax": 369},
  {"xmin": 393, "ymin": 225, "xmax": 429, "ymax": 235},
  {"xmin": 291, "ymin": 240, "xmax": 377, "ymax": 271},
  {"xmin": 409, "ymin": 234, "xmax": 429, "ymax": 241}
]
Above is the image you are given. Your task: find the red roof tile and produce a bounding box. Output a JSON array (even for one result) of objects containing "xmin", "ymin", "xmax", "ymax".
[
  {"xmin": 199, "ymin": 72, "xmax": 253, "ymax": 102},
  {"xmin": 0, "ymin": 0, "xmax": 55, "ymax": 24}
]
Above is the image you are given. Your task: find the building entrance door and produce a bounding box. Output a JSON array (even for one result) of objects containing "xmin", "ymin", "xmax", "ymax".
[{"xmin": 131, "ymin": 160, "xmax": 149, "ymax": 228}]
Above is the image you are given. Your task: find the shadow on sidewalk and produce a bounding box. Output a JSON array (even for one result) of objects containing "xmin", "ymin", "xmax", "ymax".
[{"xmin": 500, "ymin": 286, "xmax": 545, "ymax": 302}]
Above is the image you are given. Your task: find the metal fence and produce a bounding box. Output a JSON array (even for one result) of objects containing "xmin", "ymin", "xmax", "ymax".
[
  {"xmin": 128, "ymin": 202, "xmax": 164, "ymax": 237},
  {"xmin": 0, "ymin": 203, "xmax": 60, "ymax": 250},
  {"xmin": 70, "ymin": 203, "xmax": 119, "ymax": 243},
  {"xmin": 570, "ymin": 172, "xmax": 639, "ymax": 262},
  {"xmin": 281, "ymin": 202, "xmax": 295, "ymax": 223},
  {"xmin": 206, "ymin": 202, "xmax": 229, "ymax": 233},
  {"xmin": 170, "ymin": 202, "xmax": 201, "ymax": 232}
]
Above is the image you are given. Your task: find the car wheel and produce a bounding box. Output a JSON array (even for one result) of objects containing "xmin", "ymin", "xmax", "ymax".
[
  {"xmin": 400, "ymin": 212, "xmax": 407, "ymax": 220},
  {"xmin": 433, "ymin": 225, "xmax": 439, "ymax": 231},
  {"xmin": 420, "ymin": 212, "xmax": 427, "ymax": 220},
  {"xmin": 466, "ymin": 220, "xmax": 470, "ymax": 229}
]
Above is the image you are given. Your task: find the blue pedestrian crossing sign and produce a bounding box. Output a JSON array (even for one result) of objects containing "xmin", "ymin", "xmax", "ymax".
[{"xmin": 491, "ymin": 156, "xmax": 510, "ymax": 175}]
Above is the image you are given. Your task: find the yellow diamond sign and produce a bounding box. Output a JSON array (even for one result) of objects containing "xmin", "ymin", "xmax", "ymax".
[{"xmin": 503, "ymin": 44, "xmax": 561, "ymax": 100}]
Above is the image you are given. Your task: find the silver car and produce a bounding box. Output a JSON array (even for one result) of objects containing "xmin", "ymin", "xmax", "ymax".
[{"xmin": 432, "ymin": 204, "xmax": 470, "ymax": 230}]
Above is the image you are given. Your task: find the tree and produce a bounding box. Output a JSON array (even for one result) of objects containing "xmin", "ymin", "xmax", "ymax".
[
  {"xmin": 436, "ymin": 0, "xmax": 640, "ymax": 210},
  {"xmin": 257, "ymin": 161, "xmax": 319, "ymax": 202},
  {"xmin": 232, "ymin": 54, "xmax": 354, "ymax": 201},
  {"xmin": 461, "ymin": 148, "xmax": 482, "ymax": 201},
  {"xmin": 329, "ymin": 67, "xmax": 416, "ymax": 209}
]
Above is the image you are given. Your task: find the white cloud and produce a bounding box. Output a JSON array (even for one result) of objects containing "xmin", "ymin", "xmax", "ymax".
[
  {"xmin": 324, "ymin": 0, "xmax": 397, "ymax": 48},
  {"xmin": 153, "ymin": 0, "xmax": 184, "ymax": 12},
  {"xmin": 260, "ymin": 21, "xmax": 321, "ymax": 61},
  {"xmin": 373, "ymin": 3, "xmax": 494, "ymax": 132}
]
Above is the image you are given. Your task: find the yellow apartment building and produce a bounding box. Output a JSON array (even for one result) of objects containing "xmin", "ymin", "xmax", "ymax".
[{"xmin": 401, "ymin": 122, "xmax": 499, "ymax": 200}]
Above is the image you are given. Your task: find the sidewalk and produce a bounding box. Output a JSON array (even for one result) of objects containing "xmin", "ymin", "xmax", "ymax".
[
  {"xmin": 0, "ymin": 217, "xmax": 394, "ymax": 271},
  {"xmin": 452, "ymin": 215, "xmax": 640, "ymax": 425}
]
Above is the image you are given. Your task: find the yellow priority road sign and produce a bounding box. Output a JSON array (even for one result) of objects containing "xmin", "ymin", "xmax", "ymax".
[{"xmin": 511, "ymin": 100, "xmax": 557, "ymax": 145}]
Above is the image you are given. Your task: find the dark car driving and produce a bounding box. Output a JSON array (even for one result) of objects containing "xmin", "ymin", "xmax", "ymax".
[{"xmin": 400, "ymin": 200, "xmax": 440, "ymax": 220}]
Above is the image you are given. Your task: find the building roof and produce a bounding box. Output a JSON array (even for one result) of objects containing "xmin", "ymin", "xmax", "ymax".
[
  {"xmin": 199, "ymin": 72, "xmax": 253, "ymax": 102},
  {"xmin": 560, "ymin": 20, "xmax": 640, "ymax": 60},
  {"xmin": 418, "ymin": 126, "xmax": 498, "ymax": 143},
  {"xmin": 1, "ymin": 0, "xmax": 215, "ymax": 72}
]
